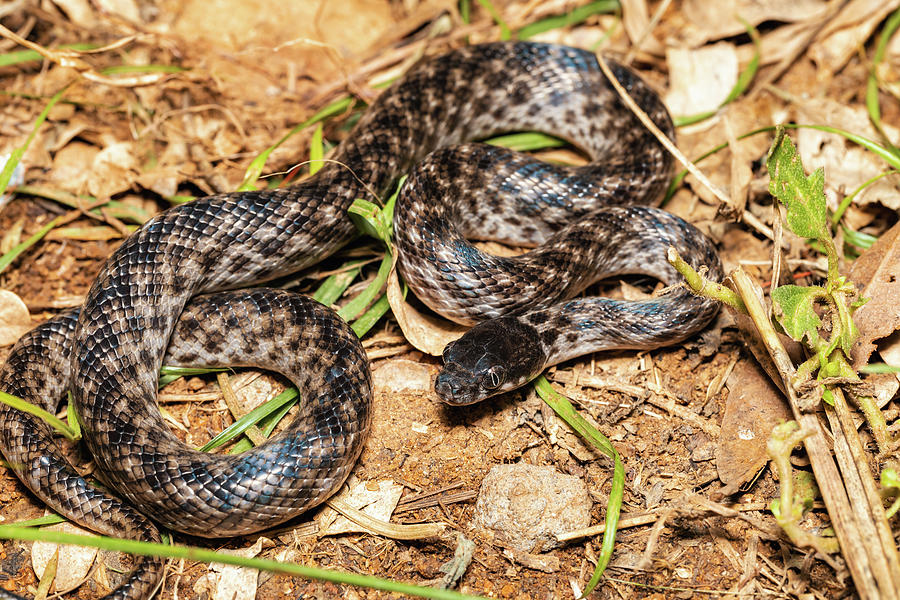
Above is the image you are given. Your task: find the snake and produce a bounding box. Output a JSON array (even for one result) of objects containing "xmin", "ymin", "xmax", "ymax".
[{"xmin": 0, "ymin": 42, "xmax": 720, "ymax": 599}]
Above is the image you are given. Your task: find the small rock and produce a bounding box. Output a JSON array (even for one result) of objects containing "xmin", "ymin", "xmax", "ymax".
[
  {"xmin": 691, "ymin": 440, "xmax": 716, "ymax": 462},
  {"xmin": 371, "ymin": 359, "xmax": 433, "ymax": 393},
  {"xmin": 472, "ymin": 464, "xmax": 591, "ymax": 553}
]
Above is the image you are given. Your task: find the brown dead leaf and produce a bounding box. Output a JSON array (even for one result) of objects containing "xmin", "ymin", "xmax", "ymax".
[
  {"xmin": 848, "ymin": 220, "xmax": 900, "ymax": 369},
  {"xmin": 316, "ymin": 478, "xmax": 404, "ymax": 537},
  {"xmin": 682, "ymin": 0, "xmax": 828, "ymax": 42},
  {"xmin": 172, "ymin": 0, "xmax": 395, "ymax": 57},
  {"xmin": 31, "ymin": 521, "xmax": 99, "ymax": 593},
  {"xmin": 795, "ymin": 98, "xmax": 900, "ymax": 211},
  {"xmin": 0, "ymin": 290, "xmax": 31, "ymax": 347},
  {"xmin": 716, "ymin": 359, "xmax": 792, "ymax": 490},
  {"xmin": 88, "ymin": 141, "xmax": 138, "ymax": 199},
  {"xmin": 46, "ymin": 225, "xmax": 127, "ymax": 241},
  {"xmin": 93, "ymin": 0, "xmax": 143, "ymax": 25},
  {"xmin": 735, "ymin": 21, "xmax": 818, "ymax": 68},
  {"xmin": 620, "ymin": 0, "xmax": 665, "ymax": 56},
  {"xmin": 0, "ymin": 218, "xmax": 24, "ymax": 254},
  {"xmin": 808, "ymin": 0, "xmax": 900, "ymax": 74},
  {"xmin": 48, "ymin": 142, "xmax": 98, "ymax": 195},
  {"xmin": 665, "ymin": 42, "xmax": 739, "ymax": 119},
  {"xmin": 49, "ymin": 0, "xmax": 97, "ymax": 29}
]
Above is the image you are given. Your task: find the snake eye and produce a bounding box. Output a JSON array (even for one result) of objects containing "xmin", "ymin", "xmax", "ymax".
[
  {"xmin": 481, "ymin": 366, "xmax": 505, "ymax": 390},
  {"xmin": 441, "ymin": 345, "xmax": 452, "ymax": 362}
]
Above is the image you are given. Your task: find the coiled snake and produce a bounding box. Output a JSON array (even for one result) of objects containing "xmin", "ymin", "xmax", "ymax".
[{"xmin": 0, "ymin": 42, "xmax": 720, "ymax": 599}]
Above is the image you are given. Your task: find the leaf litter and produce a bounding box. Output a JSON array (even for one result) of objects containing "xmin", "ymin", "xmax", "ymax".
[{"xmin": 1, "ymin": 0, "xmax": 899, "ymax": 599}]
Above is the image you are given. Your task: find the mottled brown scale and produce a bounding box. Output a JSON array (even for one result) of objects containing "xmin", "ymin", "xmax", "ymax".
[{"xmin": 0, "ymin": 42, "xmax": 721, "ymax": 600}]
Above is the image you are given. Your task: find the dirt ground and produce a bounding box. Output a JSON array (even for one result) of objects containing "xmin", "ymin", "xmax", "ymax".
[{"xmin": 1, "ymin": 0, "xmax": 899, "ymax": 599}]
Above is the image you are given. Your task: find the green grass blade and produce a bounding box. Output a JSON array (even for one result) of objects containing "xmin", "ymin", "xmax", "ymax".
[
  {"xmin": 832, "ymin": 170, "xmax": 898, "ymax": 226},
  {"xmin": 237, "ymin": 96, "xmax": 356, "ymax": 191},
  {"xmin": 7, "ymin": 515, "xmax": 66, "ymax": 527},
  {"xmin": 665, "ymin": 123, "xmax": 900, "ymax": 204},
  {"xmin": 199, "ymin": 388, "xmax": 299, "ymax": 452},
  {"xmin": 532, "ymin": 376, "xmax": 623, "ymax": 595},
  {"xmin": 484, "ymin": 132, "xmax": 567, "ymax": 152},
  {"xmin": 351, "ymin": 292, "xmax": 391, "ymax": 337},
  {"xmin": 460, "ymin": 0, "xmax": 471, "ymax": 23},
  {"xmin": 841, "ymin": 226, "xmax": 877, "ymax": 250},
  {"xmin": 0, "ymin": 390, "xmax": 78, "ymax": 442},
  {"xmin": 0, "ymin": 44, "xmax": 95, "ymax": 67},
  {"xmin": 337, "ymin": 252, "xmax": 392, "ymax": 322},
  {"xmin": 309, "ymin": 123, "xmax": 326, "ymax": 176},
  {"xmin": 99, "ymin": 64, "xmax": 187, "ymax": 75},
  {"xmin": 476, "ymin": 0, "xmax": 511, "ymax": 40},
  {"xmin": 0, "ymin": 525, "xmax": 488, "ymax": 600},
  {"xmin": 866, "ymin": 6, "xmax": 900, "ymax": 157},
  {"xmin": 158, "ymin": 366, "xmax": 228, "ymax": 389},
  {"xmin": 0, "ymin": 215, "xmax": 64, "ymax": 275},
  {"xmin": 0, "ymin": 87, "xmax": 70, "ymax": 274},
  {"xmin": 159, "ymin": 366, "xmax": 228, "ymax": 377},
  {"xmin": 312, "ymin": 260, "xmax": 364, "ymax": 306},
  {"xmin": 165, "ymin": 194, "xmax": 196, "ymax": 204},
  {"xmin": 225, "ymin": 386, "xmax": 302, "ymax": 453},
  {"xmin": 794, "ymin": 123, "xmax": 900, "ymax": 170},
  {"xmin": 517, "ymin": 1, "xmax": 620, "ymax": 39},
  {"xmin": 66, "ymin": 391, "xmax": 81, "ymax": 438},
  {"xmin": 860, "ymin": 363, "xmax": 900, "ymax": 374},
  {"xmin": 1, "ymin": 87, "xmax": 66, "ymax": 198}
]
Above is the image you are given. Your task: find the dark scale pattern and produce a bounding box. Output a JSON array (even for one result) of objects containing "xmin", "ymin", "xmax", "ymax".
[
  {"xmin": 0, "ymin": 42, "xmax": 721, "ymax": 599},
  {"xmin": 390, "ymin": 51, "xmax": 724, "ymax": 405},
  {"xmin": 0, "ymin": 290, "xmax": 369, "ymax": 600}
]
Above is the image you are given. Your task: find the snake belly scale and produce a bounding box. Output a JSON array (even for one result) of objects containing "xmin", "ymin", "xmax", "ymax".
[{"xmin": 0, "ymin": 42, "xmax": 720, "ymax": 600}]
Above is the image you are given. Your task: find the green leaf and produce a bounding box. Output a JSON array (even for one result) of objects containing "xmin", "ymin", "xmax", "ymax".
[
  {"xmin": 866, "ymin": 6, "xmax": 900, "ymax": 157},
  {"xmin": 0, "ymin": 390, "xmax": 78, "ymax": 442},
  {"xmin": 199, "ymin": 388, "xmax": 299, "ymax": 452},
  {"xmin": 859, "ymin": 363, "xmax": 900, "ymax": 374},
  {"xmin": 771, "ymin": 284, "xmax": 824, "ymax": 345},
  {"xmin": 533, "ymin": 377, "xmax": 623, "ymax": 596},
  {"xmin": 348, "ymin": 199, "xmax": 389, "ymax": 243},
  {"xmin": 766, "ymin": 128, "xmax": 829, "ymax": 243},
  {"xmin": 312, "ymin": 260, "xmax": 364, "ymax": 306},
  {"xmin": 516, "ymin": 1, "xmax": 620, "ymax": 40},
  {"xmin": 484, "ymin": 132, "xmax": 566, "ymax": 152},
  {"xmin": 0, "ymin": 525, "xmax": 488, "ymax": 600},
  {"xmin": 883, "ymin": 468, "xmax": 900, "ymax": 491},
  {"xmin": 309, "ymin": 123, "xmax": 325, "ymax": 175},
  {"xmin": 337, "ymin": 252, "xmax": 392, "ymax": 323},
  {"xmin": 476, "ymin": 0, "xmax": 511, "ymax": 40}
]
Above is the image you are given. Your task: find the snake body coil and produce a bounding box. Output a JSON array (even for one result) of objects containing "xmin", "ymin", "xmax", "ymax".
[{"xmin": 0, "ymin": 42, "xmax": 719, "ymax": 600}]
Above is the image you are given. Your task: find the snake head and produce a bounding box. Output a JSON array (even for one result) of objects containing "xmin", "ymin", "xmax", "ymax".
[{"xmin": 435, "ymin": 316, "xmax": 547, "ymax": 405}]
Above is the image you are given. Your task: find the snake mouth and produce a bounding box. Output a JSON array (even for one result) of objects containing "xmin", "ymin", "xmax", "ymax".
[{"xmin": 434, "ymin": 364, "xmax": 483, "ymax": 405}]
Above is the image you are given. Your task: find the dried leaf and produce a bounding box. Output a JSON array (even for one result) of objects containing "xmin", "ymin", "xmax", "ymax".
[
  {"xmin": 316, "ymin": 477, "xmax": 404, "ymax": 537},
  {"xmin": 49, "ymin": 0, "xmax": 97, "ymax": 28},
  {"xmin": 206, "ymin": 536, "xmax": 273, "ymax": 600},
  {"xmin": 717, "ymin": 359, "xmax": 792, "ymax": 488},
  {"xmin": 808, "ymin": 0, "xmax": 900, "ymax": 74},
  {"xmin": 47, "ymin": 142, "xmax": 97, "ymax": 195},
  {"xmin": 848, "ymin": 220, "xmax": 900, "ymax": 369},
  {"xmin": 620, "ymin": 0, "xmax": 665, "ymax": 55},
  {"xmin": 665, "ymin": 43, "xmax": 739, "ymax": 117},
  {"xmin": 795, "ymin": 99, "xmax": 900, "ymax": 210},
  {"xmin": 682, "ymin": 0, "xmax": 828, "ymax": 41},
  {"xmin": 87, "ymin": 142, "xmax": 138, "ymax": 199},
  {"xmin": 31, "ymin": 522, "xmax": 99, "ymax": 593},
  {"xmin": 0, "ymin": 290, "xmax": 31, "ymax": 346}
]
